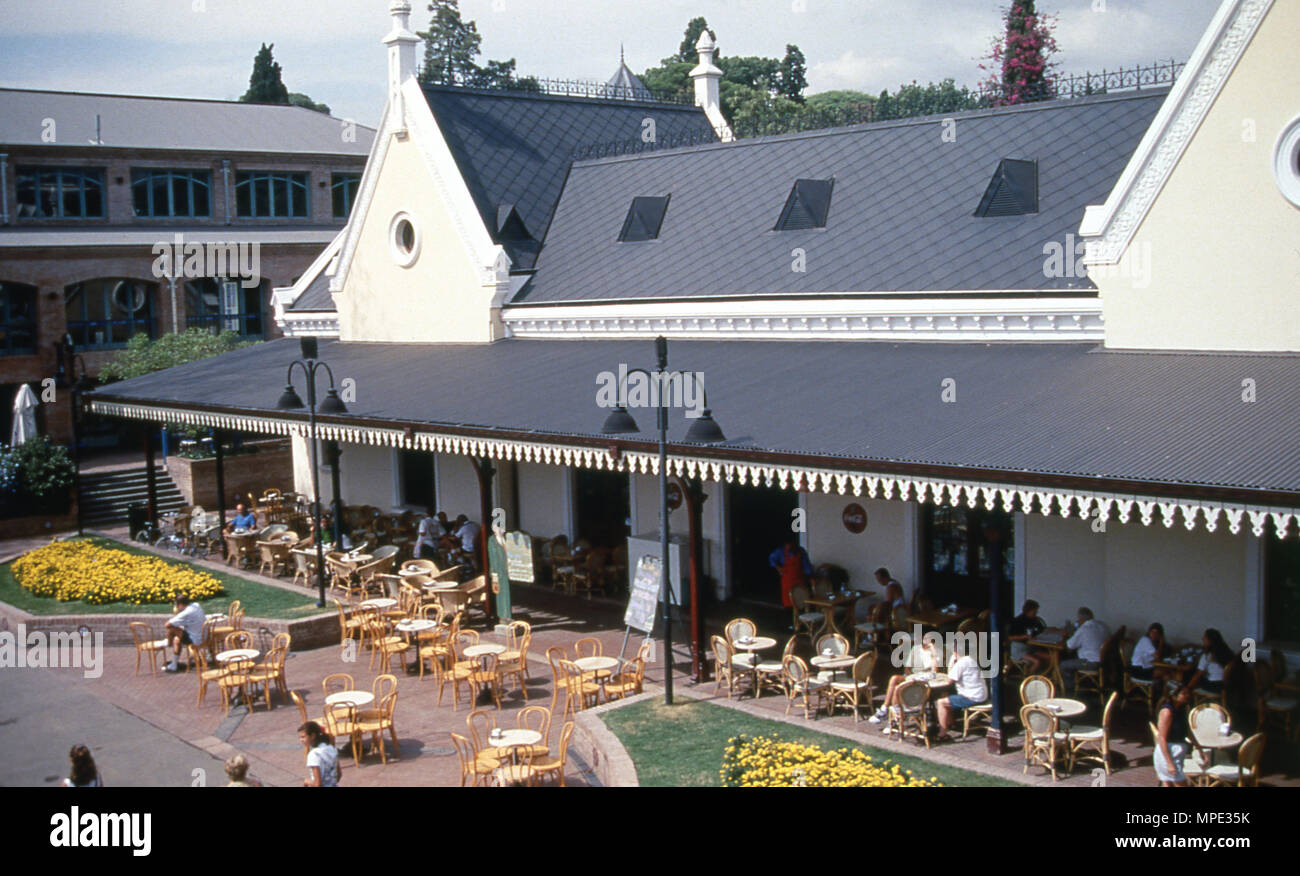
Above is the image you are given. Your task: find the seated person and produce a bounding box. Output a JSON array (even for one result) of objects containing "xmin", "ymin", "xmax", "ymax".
[
  {"xmin": 935, "ymin": 637, "xmax": 989, "ymax": 742},
  {"xmin": 1008, "ymin": 599, "xmax": 1049, "ymax": 674},
  {"xmin": 225, "ymin": 503, "xmax": 257, "ymax": 534},
  {"xmin": 1129, "ymin": 622, "xmax": 1167, "ymax": 681},
  {"xmin": 163, "ymin": 594, "xmax": 206, "ymax": 673},
  {"xmin": 1060, "ymin": 606, "xmax": 1108, "ymax": 691},
  {"xmin": 1187, "ymin": 628, "xmax": 1233, "ymax": 695},
  {"xmin": 442, "ymin": 515, "xmax": 481, "ymax": 568},
  {"xmin": 870, "ymin": 638, "xmax": 939, "ymax": 728}
]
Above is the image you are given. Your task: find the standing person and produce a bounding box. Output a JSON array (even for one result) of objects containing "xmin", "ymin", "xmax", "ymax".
[
  {"xmin": 935, "ymin": 637, "xmax": 989, "ymax": 742},
  {"xmin": 1153, "ymin": 683, "xmax": 1195, "ymax": 787},
  {"xmin": 415, "ymin": 507, "xmax": 440, "ymax": 560},
  {"xmin": 1187, "ymin": 628, "xmax": 1233, "ymax": 695},
  {"xmin": 1008, "ymin": 599, "xmax": 1049, "ymax": 675},
  {"xmin": 60, "ymin": 744, "xmax": 103, "ymax": 787},
  {"xmin": 163, "ymin": 594, "xmax": 206, "ymax": 673},
  {"xmin": 1060, "ymin": 607, "xmax": 1108, "ymax": 692},
  {"xmin": 298, "ymin": 722, "xmax": 339, "ymax": 787},
  {"xmin": 769, "ymin": 536, "xmax": 813, "ymax": 613}
]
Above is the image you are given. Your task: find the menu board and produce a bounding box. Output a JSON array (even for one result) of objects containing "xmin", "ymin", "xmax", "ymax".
[
  {"xmin": 624, "ymin": 554, "xmax": 662, "ymax": 634},
  {"xmin": 503, "ymin": 531, "xmax": 535, "ymax": 583}
]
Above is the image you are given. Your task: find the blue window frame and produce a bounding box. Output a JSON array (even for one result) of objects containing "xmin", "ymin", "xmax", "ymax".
[
  {"xmin": 235, "ymin": 171, "xmax": 309, "ymax": 218},
  {"xmin": 184, "ymin": 278, "xmax": 265, "ymax": 338},
  {"xmin": 131, "ymin": 169, "xmax": 211, "ymax": 217},
  {"xmin": 0, "ymin": 282, "xmax": 38, "ymax": 355},
  {"xmin": 64, "ymin": 279, "xmax": 155, "ymax": 349},
  {"xmin": 15, "ymin": 167, "xmax": 105, "ymax": 219},
  {"xmin": 331, "ymin": 173, "xmax": 360, "ymax": 219}
]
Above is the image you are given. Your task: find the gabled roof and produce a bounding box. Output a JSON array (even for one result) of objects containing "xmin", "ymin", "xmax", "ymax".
[
  {"xmin": 282, "ymin": 231, "xmax": 344, "ymax": 313},
  {"xmin": 0, "ymin": 88, "xmax": 374, "ymax": 155},
  {"xmin": 421, "ymin": 84, "xmax": 717, "ymax": 270},
  {"xmin": 514, "ymin": 90, "xmax": 1167, "ymax": 304},
  {"xmin": 606, "ymin": 61, "xmax": 656, "ymax": 101}
]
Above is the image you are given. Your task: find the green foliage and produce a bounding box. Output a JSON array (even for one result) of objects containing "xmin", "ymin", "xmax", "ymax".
[
  {"xmin": 678, "ymin": 16, "xmax": 715, "ymax": 62},
  {"xmin": 288, "ymin": 92, "xmax": 330, "ymax": 114},
  {"xmin": 805, "ymin": 90, "xmax": 875, "ymax": 115},
  {"xmin": 980, "ymin": 0, "xmax": 1060, "ymax": 105},
  {"xmin": 240, "ymin": 43, "xmax": 290, "ymax": 104},
  {"xmin": 97, "ymin": 329, "xmax": 255, "ymax": 383},
  {"xmin": 777, "ymin": 45, "xmax": 807, "ymax": 102},
  {"xmin": 872, "ymin": 78, "xmax": 986, "ymax": 121},
  {"xmin": 0, "ymin": 437, "xmax": 75, "ymax": 512},
  {"xmin": 418, "ymin": 0, "xmax": 529, "ymax": 89}
]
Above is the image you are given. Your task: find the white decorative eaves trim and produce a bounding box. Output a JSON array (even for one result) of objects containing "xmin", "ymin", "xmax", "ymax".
[
  {"xmin": 87, "ymin": 398, "xmax": 1298, "ymax": 538},
  {"xmin": 504, "ymin": 297, "xmax": 1104, "ymax": 341},
  {"xmin": 278, "ymin": 313, "xmax": 341, "ymax": 338},
  {"xmin": 1079, "ymin": 0, "xmax": 1274, "ymax": 264}
]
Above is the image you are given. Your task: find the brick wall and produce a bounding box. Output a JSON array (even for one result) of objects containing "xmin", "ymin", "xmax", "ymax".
[{"xmin": 165, "ymin": 439, "xmax": 294, "ymax": 508}]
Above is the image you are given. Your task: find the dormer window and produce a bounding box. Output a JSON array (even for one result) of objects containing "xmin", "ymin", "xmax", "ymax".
[
  {"xmin": 975, "ymin": 158, "xmax": 1038, "ymax": 217},
  {"xmin": 618, "ymin": 195, "xmax": 670, "ymax": 242},
  {"xmin": 775, "ymin": 178, "xmax": 834, "ymax": 230}
]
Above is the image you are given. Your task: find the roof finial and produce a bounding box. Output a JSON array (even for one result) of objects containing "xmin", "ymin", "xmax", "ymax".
[{"xmin": 620, "ymin": 43, "xmax": 625, "ymax": 65}]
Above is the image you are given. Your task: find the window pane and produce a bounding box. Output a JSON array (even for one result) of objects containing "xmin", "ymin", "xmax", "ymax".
[
  {"xmin": 271, "ymin": 176, "xmax": 288, "ymax": 217},
  {"xmin": 83, "ymin": 172, "xmax": 104, "ymax": 217},
  {"xmin": 236, "ymin": 178, "xmax": 252, "ymax": 216},
  {"xmin": 192, "ymin": 175, "xmax": 210, "ymax": 216},
  {"xmin": 150, "ymin": 175, "xmax": 169, "ymax": 216},
  {"xmin": 172, "ymin": 175, "xmax": 190, "ymax": 216},
  {"xmin": 132, "ymin": 176, "xmax": 150, "ymax": 216}
]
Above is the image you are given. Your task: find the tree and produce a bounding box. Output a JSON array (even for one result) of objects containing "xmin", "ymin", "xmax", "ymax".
[
  {"xmin": 678, "ymin": 16, "xmax": 716, "ymax": 62},
  {"xmin": 980, "ymin": 0, "xmax": 1059, "ymax": 105},
  {"xmin": 777, "ymin": 45, "xmax": 807, "ymax": 102},
  {"xmin": 240, "ymin": 43, "xmax": 290, "ymax": 104},
  {"xmin": 288, "ymin": 93, "xmax": 330, "ymax": 114},
  {"xmin": 418, "ymin": 0, "xmax": 483, "ymax": 84},
  {"xmin": 873, "ymin": 79, "xmax": 984, "ymax": 121},
  {"xmin": 98, "ymin": 329, "xmax": 256, "ymax": 383}
]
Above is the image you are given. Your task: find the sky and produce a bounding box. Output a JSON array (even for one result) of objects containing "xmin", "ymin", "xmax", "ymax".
[{"xmin": 0, "ymin": 0, "xmax": 1224, "ymax": 127}]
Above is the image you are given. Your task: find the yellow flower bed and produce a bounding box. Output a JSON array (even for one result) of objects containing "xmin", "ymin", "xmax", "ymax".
[
  {"xmin": 720, "ymin": 734, "xmax": 942, "ymax": 787},
  {"xmin": 12, "ymin": 540, "xmax": 224, "ymax": 605}
]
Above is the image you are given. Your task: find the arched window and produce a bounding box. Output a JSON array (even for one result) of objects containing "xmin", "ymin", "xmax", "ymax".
[
  {"xmin": 131, "ymin": 169, "xmax": 211, "ymax": 217},
  {"xmin": 184, "ymin": 278, "xmax": 265, "ymax": 338},
  {"xmin": 235, "ymin": 171, "xmax": 309, "ymax": 218},
  {"xmin": 64, "ymin": 279, "xmax": 156, "ymax": 349},
  {"xmin": 0, "ymin": 282, "xmax": 38, "ymax": 355},
  {"xmin": 15, "ymin": 167, "xmax": 105, "ymax": 219}
]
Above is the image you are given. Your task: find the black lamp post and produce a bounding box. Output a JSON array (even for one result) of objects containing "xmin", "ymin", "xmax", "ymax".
[
  {"xmin": 601, "ymin": 336, "xmax": 726, "ymax": 706},
  {"xmin": 275, "ymin": 337, "xmax": 347, "ymax": 607},
  {"xmin": 54, "ymin": 337, "xmax": 95, "ymax": 536}
]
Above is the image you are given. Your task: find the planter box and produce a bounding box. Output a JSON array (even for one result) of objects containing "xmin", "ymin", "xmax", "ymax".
[
  {"xmin": 0, "ymin": 496, "xmax": 78, "ymax": 540},
  {"xmin": 166, "ymin": 439, "xmax": 294, "ymax": 508}
]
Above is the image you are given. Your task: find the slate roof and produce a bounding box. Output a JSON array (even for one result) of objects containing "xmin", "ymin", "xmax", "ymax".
[
  {"xmin": 0, "ymin": 88, "xmax": 374, "ymax": 155},
  {"xmin": 514, "ymin": 90, "xmax": 1167, "ymax": 304},
  {"xmin": 90, "ymin": 336, "xmax": 1300, "ymax": 499},
  {"xmin": 290, "ymin": 269, "xmax": 335, "ymax": 312},
  {"xmin": 421, "ymin": 85, "xmax": 717, "ymax": 270}
]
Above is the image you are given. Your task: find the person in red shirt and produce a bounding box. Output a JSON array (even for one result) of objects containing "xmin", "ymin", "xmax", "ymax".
[{"xmin": 768, "ymin": 537, "xmax": 813, "ymax": 608}]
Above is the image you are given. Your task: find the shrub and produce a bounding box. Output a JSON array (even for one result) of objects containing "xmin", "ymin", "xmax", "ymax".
[
  {"xmin": 12, "ymin": 540, "xmax": 225, "ymax": 605},
  {"xmin": 0, "ymin": 438, "xmax": 76, "ymax": 516},
  {"xmin": 720, "ymin": 734, "xmax": 942, "ymax": 788}
]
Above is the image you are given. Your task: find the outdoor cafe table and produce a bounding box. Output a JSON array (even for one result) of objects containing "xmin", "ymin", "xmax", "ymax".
[
  {"xmin": 359, "ymin": 598, "xmax": 398, "ymax": 611},
  {"xmin": 906, "ymin": 671, "xmax": 952, "ymax": 689},
  {"xmin": 906, "ymin": 607, "xmax": 978, "ymax": 630},
  {"xmin": 463, "ymin": 643, "xmax": 506, "ymax": 659},
  {"xmin": 731, "ymin": 637, "xmax": 776, "ymax": 695},
  {"xmin": 225, "ymin": 531, "xmax": 258, "ymax": 567},
  {"xmin": 216, "ymin": 648, "xmax": 259, "ymax": 664},
  {"xmin": 811, "ymin": 653, "xmax": 855, "ymax": 682},
  {"xmin": 1027, "ymin": 628, "xmax": 1069, "ymax": 691},
  {"xmin": 1190, "ymin": 724, "xmax": 1243, "ymax": 768},
  {"xmin": 489, "ymin": 728, "xmax": 543, "ymax": 764},
  {"xmin": 1037, "ymin": 697, "xmax": 1087, "ymax": 720},
  {"xmin": 804, "ymin": 592, "xmax": 868, "ymax": 637},
  {"xmin": 325, "ymin": 690, "xmax": 374, "ymax": 709},
  {"xmin": 395, "ymin": 619, "xmax": 438, "ymax": 673},
  {"xmin": 574, "ymin": 655, "xmax": 620, "ymax": 686}
]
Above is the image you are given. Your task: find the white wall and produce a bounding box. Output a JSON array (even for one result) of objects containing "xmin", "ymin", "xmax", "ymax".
[
  {"xmin": 515, "ymin": 462, "xmax": 568, "ymax": 539},
  {"xmin": 632, "ymin": 473, "xmax": 723, "ymax": 585},
  {"xmin": 433, "ymin": 452, "xmax": 482, "ymax": 519},
  {"xmin": 804, "ymin": 494, "xmax": 912, "ymax": 594},
  {"xmin": 1022, "ymin": 513, "xmax": 1248, "ymax": 644}
]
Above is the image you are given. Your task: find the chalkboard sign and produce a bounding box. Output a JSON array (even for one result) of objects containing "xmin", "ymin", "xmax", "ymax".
[
  {"xmin": 624, "ymin": 554, "xmax": 662, "ymax": 634},
  {"xmin": 504, "ymin": 531, "xmax": 535, "ymax": 583}
]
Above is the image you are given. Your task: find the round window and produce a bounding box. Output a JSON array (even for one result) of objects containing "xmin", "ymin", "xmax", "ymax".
[
  {"xmin": 389, "ymin": 213, "xmax": 420, "ymax": 267},
  {"xmin": 1273, "ymin": 115, "xmax": 1300, "ymax": 208}
]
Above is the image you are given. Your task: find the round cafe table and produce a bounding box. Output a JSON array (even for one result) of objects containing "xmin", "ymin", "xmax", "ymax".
[
  {"xmin": 462, "ymin": 643, "xmax": 506, "ymax": 659},
  {"xmin": 359, "ymin": 598, "xmax": 398, "ymax": 611},
  {"xmin": 325, "ymin": 690, "xmax": 374, "ymax": 709},
  {"xmin": 490, "ymin": 728, "xmax": 542, "ymax": 759},
  {"xmin": 811, "ymin": 653, "xmax": 855, "ymax": 681},
  {"xmin": 731, "ymin": 637, "xmax": 776, "ymax": 694},
  {"xmin": 394, "ymin": 618, "xmax": 438, "ymax": 673},
  {"xmin": 215, "ymin": 648, "xmax": 259, "ymax": 664},
  {"xmin": 906, "ymin": 672, "xmax": 952, "ymax": 689},
  {"xmin": 1190, "ymin": 726, "xmax": 1243, "ymax": 768},
  {"xmin": 574, "ymin": 655, "xmax": 620, "ymax": 683},
  {"xmin": 1037, "ymin": 698, "xmax": 1087, "ymax": 719}
]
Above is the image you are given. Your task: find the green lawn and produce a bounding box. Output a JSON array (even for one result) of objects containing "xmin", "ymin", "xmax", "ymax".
[
  {"xmin": 601, "ymin": 698, "xmax": 1016, "ymax": 787},
  {"xmin": 0, "ymin": 536, "xmax": 324, "ymax": 620}
]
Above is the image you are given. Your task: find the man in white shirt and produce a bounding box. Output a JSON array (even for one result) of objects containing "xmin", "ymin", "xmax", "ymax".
[
  {"xmin": 415, "ymin": 508, "xmax": 440, "ymax": 560},
  {"xmin": 1061, "ymin": 606, "xmax": 1109, "ymax": 691},
  {"xmin": 163, "ymin": 594, "xmax": 206, "ymax": 672},
  {"xmin": 935, "ymin": 638, "xmax": 989, "ymax": 741}
]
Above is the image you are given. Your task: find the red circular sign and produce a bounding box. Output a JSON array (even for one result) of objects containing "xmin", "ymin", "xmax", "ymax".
[
  {"xmin": 666, "ymin": 482, "xmax": 683, "ymax": 511},
  {"xmin": 842, "ymin": 503, "xmax": 868, "ymax": 533}
]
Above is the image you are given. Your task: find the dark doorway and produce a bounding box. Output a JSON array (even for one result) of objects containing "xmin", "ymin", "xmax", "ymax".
[
  {"xmin": 728, "ymin": 482, "xmax": 799, "ymax": 604},
  {"xmin": 399, "ymin": 450, "xmax": 435, "ymax": 510},
  {"xmin": 922, "ymin": 505, "xmax": 1014, "ymax": 610},
  {"xmin": 574, "ymin": 469, "xmax": 629, "ymax": 549}
]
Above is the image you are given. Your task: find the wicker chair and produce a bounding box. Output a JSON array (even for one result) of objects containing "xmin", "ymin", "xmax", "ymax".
[
  {"xmin": 754, "ymin": 636, "xmax": 797, "ymax": 699},
  {"xmin": 712, "ymin": 635, "xmax": 748, "ymax": 699},
  {"xmin": 782, "ymin": 654, "xmax": 830, "ymax": 719},
  {"xmin": 1121, "ymin": 642, "xmax": 1159, "ymax": 716},
  {"xmin": 1020, "ymin": 675, "xmax": 1055, "ymax": 706},
  {"xmin": 1075, "ymin": 625, "xmax": 1125, "ymax": 698},
  {"xmin": 829, "ymin": 651, "xmax": 876, "ymax": 722},
  {"xmin": 1066, "ymin": 691, "xmax": 1118, "ymax": 774},
  {"xmin": 1021, "ymin": 704, "xmax": 1067, "ymax": 780},
  {"xmin": 1255, "ymin": 662, "xmax": 1298, "ymax": 741},
  {"xmin": 790, "ymin": 585, "xmax": 824, "ymax": 641},
  {"xmin": 1201, "ymin": 732, "xmax": 1266, "ymax": 787},
  {"xmin": 889, "ymin": 679, "xmax": 931, "ymax": 747}
]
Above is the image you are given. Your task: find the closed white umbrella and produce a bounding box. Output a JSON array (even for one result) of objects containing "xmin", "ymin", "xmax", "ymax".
[{"xmin": 10, "ymin": 384, "xmax": 39, "ymax": 446}]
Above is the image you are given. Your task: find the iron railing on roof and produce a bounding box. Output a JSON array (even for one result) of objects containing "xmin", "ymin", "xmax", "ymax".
[
  {"xmin": 570, "ymin": 128, "xmax": 722, "ymax": 162},
  {"xmin": 427, "ymin": 72, "xmax": 695, "ymax": 105}
]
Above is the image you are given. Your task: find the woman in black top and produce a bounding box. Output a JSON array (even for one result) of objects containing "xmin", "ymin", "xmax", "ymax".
[
  {"xmin": 1153, "ymin": 685, "xmax": 1194, "ymax": 787},
  {"xmin": 61, "ymin": 745, "xmax": 103, "ymax": 787}
]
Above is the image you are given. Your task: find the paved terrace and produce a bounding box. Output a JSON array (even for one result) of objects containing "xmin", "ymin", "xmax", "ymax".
[{"xmin": 2, "ymin": 530, "xmax": 1297, "ymax": 787}]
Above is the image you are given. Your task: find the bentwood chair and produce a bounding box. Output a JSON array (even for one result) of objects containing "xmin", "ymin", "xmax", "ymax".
[
  {"xmin": 451, "ymin": 731, "xmax": 500, "ymax": 787},
  {"xmin": 531, "ymin": 721, "xmax": 576, "ymax": 786},
  {"xmin": 1021, "ymin": 704, "xmax": 1067, "ymax": 780},
  {"xmin": 1075, "ymin": 626, "xmax": 1125, "ymax": 698},
  {"xmin": 499, "ymin": 632, "xmax": 531, "ymax": 701},
  {"xmin": 189, "ymin": 646, "xmax": 228, "ymax": 707},
  {"xmin": 468, "ymin": 653, "xmax": 504, "ymax": 710},
  {"xmin": 323, "ymin": 701, "xmax": 362, "ymax": 769},
  {"xmin": 217, "ymin": 655, "xmax": 255, "ymax": 715},
  {"xmin": 560, "ymin": 658, "xmax": 601, "ymax": 717},
  {"xmin": 322, "ymin": 673, "xmax": 355, "ymax": 698},
  {"xmin": 442, "ymin": 630, "xmax": 481, "ymax": 710},
  {"xmin": 782, "ymin": 655, "xmax": 831, "ymax": 720},
  {"xmin": 516, "ymin": 705, "xmax": 553, "ymax": 760},
  {"xmin": 290, "ymin": 691, "xmax": 317, "ymax": 751},
  {"xmin": 604, "ymin": 657, "xmax": 647, "ymax": 701},
  {"xmin": 128, "ymin": 621, "xmax": 168, "ymax": 676},
  {"xmin": 245, "ymin": 646, "xmax": 288, "ymax": 710},
  {"xmin": 355, "ymin": 675, "xmax": 400, "ymax": 765},
  {"xmin": 1066, "ymin": 691, "xmax": 1119, "ymax": 774}
]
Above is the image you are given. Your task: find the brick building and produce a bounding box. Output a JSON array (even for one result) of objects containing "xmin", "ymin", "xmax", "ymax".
[{"xmin": 0, "ymin": 88, "xmax": 374, "ymax": 443}]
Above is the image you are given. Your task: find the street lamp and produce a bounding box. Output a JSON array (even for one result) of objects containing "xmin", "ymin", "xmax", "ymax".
[
  {"xmin": 275, "ymin": 337, "xmax": 347, "ymax": 607},
  {"xmin": 601, "ymin": 336, "xmax": 726, "ymax": 705},
  {"xmin": 54, "ymin": 336, "xmax": 95, "ymax": 536}
]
